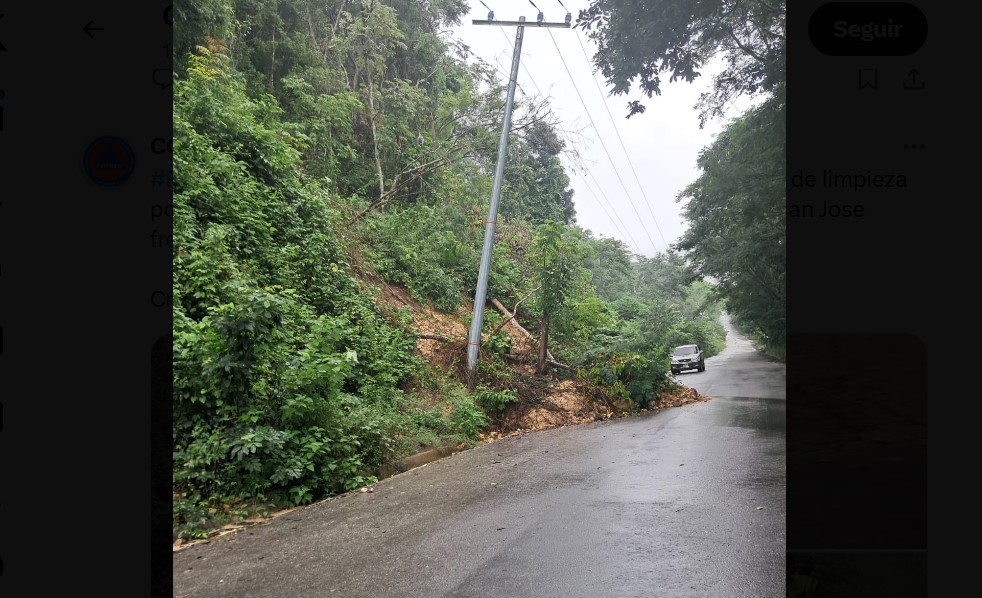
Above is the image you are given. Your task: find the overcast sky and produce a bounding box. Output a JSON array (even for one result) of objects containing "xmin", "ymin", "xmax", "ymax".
[{"xmin": 447, "ymin": 0, "xmax": 750, "ymax": 258}]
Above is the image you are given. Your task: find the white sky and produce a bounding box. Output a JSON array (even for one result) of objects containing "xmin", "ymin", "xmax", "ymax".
[{"xmin": 447, "ymin": 0, "xmax": 749, "ymax": 258}]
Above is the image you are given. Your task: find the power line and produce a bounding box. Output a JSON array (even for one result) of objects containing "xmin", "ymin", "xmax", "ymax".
[
  {"xmin": 491, "ymin": 25, "xmax": 640, "ymax": 255},
  {"xmin": 545, "ymin": 28, "xmax": 662, "ymax": 254},
  {"xmin": 574, "ymin": 30, "xmax": 669, "ymax": 248},
  {"xmin": 460, "ymin": 6, "xmax": 642, "ymax": 254},
  {"xmin": 477, "ymin": 0, "xmax": 542, "ymax": 98},
  {"xmin": 497, "ymin": 28, "xmax": 544, "ymax": 97},
  {"xmin": 495, "ymin": 0, "xmax": 645, "ymax": 257},
  {"xmin": 446, "ymin": 21, "xmax": 541, "ymax": 102},
  {"xmin": 444, "ymin": 29, "xmax": 532, "ymax": 99},
  {"xmin": 578, "ymin": 172, "xmax": 643, "ymax": 256},
  {"xmin": 583, "ymin": 168, "xmax": 643, "ymax": 254},
  {"xmin": 495, "ymin": 35, "xmax": 643, "ymax": 258},
  {"xmin": 493, "ymin": 52, "xmax": 529, "ymax": 97}
]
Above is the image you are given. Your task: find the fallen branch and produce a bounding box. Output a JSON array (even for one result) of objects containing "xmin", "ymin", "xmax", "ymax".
[
  {"xmin": 490, "ymin": 298, "xmax": 534, "ymax": 340},
  {"xmin": 490, "ymin": 286, "xmax": 540, "ymax": 336},
  {"xmin": 490, "ymin": 298, "xmax": 556, "ymax": 362},
  {"xmin": 385, "ymin": 285, "xmax": 411, "ymax": 306},
  {"xmin": 501, "ymin": 351, "xmax": 570, "ymax": 371},
  {"xmin": 347, "ymin": 150, "xmax": 460, "ymax": 225},
  {"xmin": 415, "ymin": 333, "xmax": 452, "ymax": 342},
  {"xmin": 546, "ymin": 359, "xmax": 572, "ymax": 371}
]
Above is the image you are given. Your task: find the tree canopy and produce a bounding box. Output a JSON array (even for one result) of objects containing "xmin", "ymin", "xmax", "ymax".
[
  {"xmin": 675, "ymin": 85, "xmax": 785, "ymax": 346},
  {"xmin": 576, "ymin": 0, "xmax": 786, "ymax": 125},
  {"xmin": 575, "ymin": 0, "xmax": 786, "ymax": 352}
]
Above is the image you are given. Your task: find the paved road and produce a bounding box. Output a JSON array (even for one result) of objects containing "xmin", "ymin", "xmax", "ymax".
[
  {"xmin": 173, "ymin": 317, "xmax": 786, "ymax": 597},
  {"xmin": 672, "ymin": 313, "xmax": 785, "ymax": 401}
]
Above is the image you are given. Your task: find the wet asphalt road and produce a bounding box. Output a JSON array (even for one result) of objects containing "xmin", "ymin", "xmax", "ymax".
[
  {"xmin": 173, "ymin": 316, "xmax": 786, "ymax": 597},
  {"xmin": 672, "ymin": 314, "xmax": 786, "ymax": 401}
]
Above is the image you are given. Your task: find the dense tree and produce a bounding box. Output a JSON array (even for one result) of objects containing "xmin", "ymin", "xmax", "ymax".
[
  {"xmin": 582, "ymin": 234, "xmax": 635, "ymax": 302},
  {"xmin": 500, "ymin": 120, "xmax": 577, "ymax": 225},
  {"xmin": 531, "ymin": 221, "xmax": 585, "ymax": 373},
  {"xmin": 576, "ymin": 0, "xmax": 786, "ymax": 353},
  {"xmin": 675, "ymin": 86, "xmax": 785, "ymax": 347},
  {"xmin": 173, "ymin": 0, "xmax": 235, "ymax": 71},
  {"xmin": 576, "ymin": 0, "xmax": 785, "ymax": 125}
]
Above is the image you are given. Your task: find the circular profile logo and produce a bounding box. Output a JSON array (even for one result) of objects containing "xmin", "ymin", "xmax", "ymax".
[{"xmin": 82, "ymin": 136, "xmax": 136, "ymax": 187}]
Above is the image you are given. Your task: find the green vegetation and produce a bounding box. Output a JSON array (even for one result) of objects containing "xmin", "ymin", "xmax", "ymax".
[
  {"xmin": 578, "ymin": 0, "xmax": 786, "ymax": 356},
  {"xmin": 173, "ymin": 0, "xmax": 783, "ymax": 537}
]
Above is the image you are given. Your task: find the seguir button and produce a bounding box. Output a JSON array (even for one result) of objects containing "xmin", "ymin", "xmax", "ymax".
[{"xmin": 809, "ymin": 2, "xmax": 928, "ymax": 56}]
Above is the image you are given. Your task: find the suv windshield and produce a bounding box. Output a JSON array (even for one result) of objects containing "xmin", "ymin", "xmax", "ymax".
[{"xmin": 673, "ymin": 346, "xmax": 697, "ymax": 356}]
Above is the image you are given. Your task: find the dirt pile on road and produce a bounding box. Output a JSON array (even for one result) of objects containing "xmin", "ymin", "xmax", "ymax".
[{"xmin": 372, "ymin": 282, "xmax": 709, "ymax": 442}]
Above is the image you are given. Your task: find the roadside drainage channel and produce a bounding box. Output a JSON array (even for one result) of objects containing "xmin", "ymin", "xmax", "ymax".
[{"xmin": 377, "ymin": 443, "xmax": 458, "ymax": 479}]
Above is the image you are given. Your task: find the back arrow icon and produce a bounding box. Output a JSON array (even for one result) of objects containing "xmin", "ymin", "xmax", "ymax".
[{"xmin": 83, "ymin": 20, "xmax": 105, "ymax": 38}]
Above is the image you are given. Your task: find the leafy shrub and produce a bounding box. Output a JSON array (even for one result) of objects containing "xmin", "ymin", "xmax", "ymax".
[
  {"xmin": 364, "ymin": 205, "xmax": 472, "ymax": 311},
  {"xmin": 479, "ymin": 310, "xmax": 512, "ymax": 356},
  {"xmin": 448, "ymin": 395, "xmax": 489, "ymax": 438},
  {"xmin": 173, "ymin": 49, "xmax": 430, "ymax": 513},
  {"xmin": 577, "ymin": 350, "xmax": 673, "ymax": 410},
  {"xmin": 474, "ymin": 388, "xmax": 518, "ymax": 413}
]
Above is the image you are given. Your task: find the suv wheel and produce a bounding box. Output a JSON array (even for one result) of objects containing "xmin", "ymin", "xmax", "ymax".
[
  {"xmin": 671, "ymin": 368, "xmax": 680, "ymax": 375},
  {"xmin": 698, "ymin": 360, "xmax": 705, "ymax": 372}
]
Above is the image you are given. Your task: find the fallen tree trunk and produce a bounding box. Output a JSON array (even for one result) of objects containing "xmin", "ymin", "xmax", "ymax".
[
  {"xmin": 385, "ymin": 285, "xmax": 411, "ymax": 306},
  {"xmin": 490, "ymin": 298, "xmax": 557, "ymax": 362},
  {"xmin": 490, "ymin": 298, "xmax": 533, "ymax": 338},
  {"xmin": 546, "ymin": 359, "xmax": 572, "ymax": 371},
  {"xmin": 490, "ymin": 286, "xmax": 540, "ymax": 336},
  {"xmin": 415, "ymin": 333, "xmax": 452, "ymax": 342},
  {"xmin": 503, "ymin": 351, "xmax": 571, "ymax": 371}
]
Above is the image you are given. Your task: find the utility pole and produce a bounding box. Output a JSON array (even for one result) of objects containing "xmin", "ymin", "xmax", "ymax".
[{"xmin": 466, "ymin": 7, "xmax": 571, "ymax": 384}]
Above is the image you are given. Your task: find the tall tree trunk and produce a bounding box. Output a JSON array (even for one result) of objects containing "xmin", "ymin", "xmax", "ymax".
[
  {"xmin": 328, "ymin": 0, "xmax": 347, "ymax": 45},
  {"xmin": 365, "ymin": 68, "xmax": 385, "ymax": 198},
  {"xmin": 270, "ymin": 28, "xmax": 276, "ymax": 88},
  {"xmin": 537, "ymin": 315, "xmax": 549, "ymax": 374},
  {"xmin": 303, "ymin": 1, "xmax": 321, "ymax": 57},
  {"xmin": 634, "ymin": 270, "xmax": 646, "ymax": 295}
]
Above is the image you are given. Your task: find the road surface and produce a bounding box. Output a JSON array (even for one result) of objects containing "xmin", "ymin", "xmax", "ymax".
[
  {"xmin": 173, "ymin": 315, "xmax": 786, "ymax": 597},
  {"xmin": 672, "ymin": 313, "xmax": 785, "ymax": 401}
]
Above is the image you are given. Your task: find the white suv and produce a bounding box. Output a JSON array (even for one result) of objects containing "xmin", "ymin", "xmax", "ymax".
[{"xmin": 671, "ymin": 344, "xmax": 705, "ymax": 375}]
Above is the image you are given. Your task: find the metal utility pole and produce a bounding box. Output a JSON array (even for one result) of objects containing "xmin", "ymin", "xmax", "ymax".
[{"xmin": 466, "ymin": 8, "xmax": 571, "ymax": 382}]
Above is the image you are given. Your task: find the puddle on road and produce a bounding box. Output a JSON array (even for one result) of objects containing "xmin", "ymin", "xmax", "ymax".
[{"xmin": 708, "ymin": 397, "xmax": 786, "ymax": 436}]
